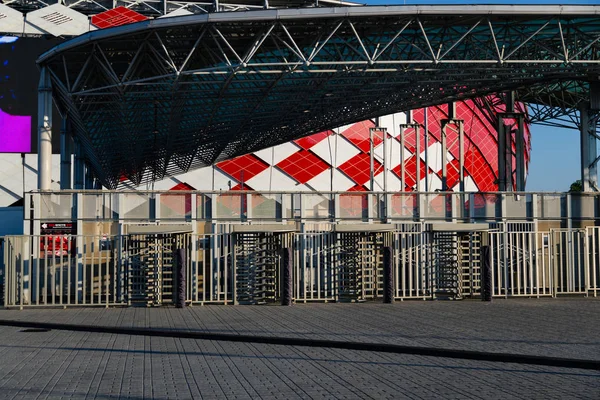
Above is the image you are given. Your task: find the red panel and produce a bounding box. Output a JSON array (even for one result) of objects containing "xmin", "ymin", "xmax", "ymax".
[
  {"xmin": 411, "ymin": 96, "xmax": 531, "ymax": 191},
  {"xmin": 392, "ymin": 156, "xmax": 427, "ymax": 189},
  {"xmin": 276, "ymin": 150, "xmax": 330, "ymax": 184},
  {"xmin": 161, "ymin": 182, "xmax": 196, "ymax": 216},
  {"xmin": 347, "ymin": 184, "xmax": 367, "ymax": 192},
  {"xmin": 339, "ymin": 153, "xmax": 382, "ymax": 186},
  {"xmin": 170, "ymin": 182, "xmax": 195, "ymax": 191},
  {"xmin": 216, "ymin": 154, "xmax": 269, "ymax": 182},
  {"xmin": 230, "ymin": 183, "xmax": 254, "ymax": 191},
  {"xmin": 91, "ymin": 7, "xmax": 148, "ymax": 29},
  {"xmin": 294, "ymin": 130, "xmax": 332, "ymax": 150},
  {"xmin": 445, "ymin": 158, "xmax": 461, "ymax": 189},
  {"xmin": 340, "ymin": 120, "xmax": 378, "ymax": 152}
]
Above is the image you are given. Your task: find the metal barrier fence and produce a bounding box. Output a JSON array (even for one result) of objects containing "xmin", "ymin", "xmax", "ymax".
[
  {"xmin": 4, "ymin": 225, "xmax": 600, "ymax": 307},
  {"xmin": 24, "ymin": 190, "xmax": 600, "ymax": 226}
]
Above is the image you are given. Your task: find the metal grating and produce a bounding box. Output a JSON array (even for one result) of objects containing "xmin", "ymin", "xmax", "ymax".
[{"xmin": 36, "ymin": 6, "xmax": 600, "ymax": 188}]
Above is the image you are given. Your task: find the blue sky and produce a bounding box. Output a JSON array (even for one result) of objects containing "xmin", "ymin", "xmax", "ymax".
[{"xmin": 362, "ymin": 0, "xmax": 597, "ymax": 191}]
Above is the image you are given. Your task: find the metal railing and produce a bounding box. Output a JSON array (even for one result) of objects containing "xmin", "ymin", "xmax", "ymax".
[
  {"xmin": 25, "ymin": 190, "xmax": 600, "ymax": 224},
  {"xmin": 5, "ymin": 223, "xmax": 600, "ymax": 308}
]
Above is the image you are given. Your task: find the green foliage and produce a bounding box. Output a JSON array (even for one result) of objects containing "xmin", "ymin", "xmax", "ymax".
[{"xmin": 569, "ymin": 180, "xmax": 583, "ymax": 193}]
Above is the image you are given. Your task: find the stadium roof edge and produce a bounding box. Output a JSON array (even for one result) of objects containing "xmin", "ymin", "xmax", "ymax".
[{"xmin": 37, "ymin": 4, "xmax": 600, "ymax": 64}]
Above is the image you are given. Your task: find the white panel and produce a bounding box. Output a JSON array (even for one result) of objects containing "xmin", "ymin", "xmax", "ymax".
[
  {"xmin": 26, "ymin": 4, "xmax": 93, "ymax": 37},
  {"xmin": 373, "ymin": 134, "xmax": 406, "ymax": 166},
  {"xmin": 334, "ymin": 123, "xmax": 356, "ymax": 137},
  {"xmin": 245, "ymin": 168, "xmax": 273, "ymax": 191},
  {"xmin": 306, "ymin": 168, "xmax": 354, "ymax": 192},
  {"xmin": 421, "ymin": 141, "xmax": 455, "ymax": 173},
  {"xmin": 212, "ymin": 168, "xmax": 235, "ymax": 191},
  {"xmin": 147, "ymin": 177, "xmax": 178, "ymax": 191},
  {"xmin": 0, "ymin": 5, "xmax": 25, "ymax": 34},
  {"xmin": 310, "ymin": 135, "xmax": 360, "ymax": 167},
  {"xmin": 159, "ymin": 9, "xmax": 194, "ymax": 18},
  {"xmin": 423, "ymin": 141, "xmax": 442, "ymax": 172},
  {"xmin": 378, "ymin": 112, "xmax": 408, "ymax": 138},
  {"xmin": 373, "ymin": 171, "xmax": 403, "ymax": 192},
  {"xmin": 172, "ymin": 166, "xmax": 214, "ymax": 190},
  {"xmin": 420, "ymin": 173, "xmax": 442, "ymax": 192},
  {"xmin": 261, "ymin": 167, "xmax": 303, "ymax": 192},
  {"xmin": 0, "ymin": 154, "xmax": 62, "ymax": 207},
  {"xmin": 254, "ymin": 141, "xmax": 299, "ymax": 165},
  {"xmin": 451, "ymin": 175, "xmax": 479, "ymax": 192}
]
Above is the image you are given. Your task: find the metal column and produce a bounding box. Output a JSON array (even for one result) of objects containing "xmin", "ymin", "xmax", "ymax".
[
  {"xmin": 497, "ymin": 122, "xmax": 507, "ymax": 191},
  {"xmin": 60, "ymin": 117, "xmax": 72, "ymax": 189},
  {"xmin": 73, "ymin": 138, "xmax": 84, "ymax": 190},
  {"xmin": 440, "ymin": 103, "xmax": 464, "ymax": 192},
  {"xmin": 441, "ymin": 121, "xmax": 448, "ymax": 191},
  {"xmin": 369, "ymin": 127, "xmax": 374, "ymax": 191},
  {"xmin": 37, "ymin": 67, "xmax": 53, "ymax": 191},
  {"xmin": 580, "ymin": 104, "xmax": 599, "ymax": 192},
  {"xmin": 515, "ymin": 115, "xmax": 526, "ymax": 191},
  {"xmin": 497, "ymin": 92, "xmax": 526, "ymax": 192},
  {"xmin": 399, "ymin": 123, "xmax": 421, "ymax": 191}
]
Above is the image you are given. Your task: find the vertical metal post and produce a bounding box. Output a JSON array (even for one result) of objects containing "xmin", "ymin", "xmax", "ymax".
[
  {"xmin": 281, "ymin": 247, "xmax": 292, "ymax": 306},
  {"xmin": 515, "ymin": 115, "xmax": 526, "ymax": 191},
  {"xmin": 84, "ymin": 164, "xmax": 94, "ymax": 189},
  {"xmin": 74, "ymin": 139, "xmax": 84, "ymax": 190},
  {"xmin": 383, "ymin": 246, "xmax": 394, "ymax": 303},
  {"xmin": 497, "ymin": 121, "xmax": 506, "ymax": 191},
  {"xmin": 424, "ymin": 108, "xmax": 429, "ymax": 191},
  {"xmin": 400, "ymin": 125, "xmax": 406, "ymax": 190},
  {"xmin": 505, "ymin": 125, "xmax": 513, "ymax": 191},
  {"xmin": 37, "ymin": 67, "xmax": 52, "ymax": 191},
  {"xmin": 459, "ymin": 121, "xmax": 465, "ymax": 192},
  {"xmin": 415, "ymin": 125, "xmax": 421, "ymax": 191},
  {"xmin": 580, "ymin": 104, "xmax": 598, "ymax": 192},
  {"xmin": 60, "ymin": 117, "xmax": 72, "ymax": 189},
  {"xmin": 369, "ymin": 128, "xmax": 375, "ymax": 191},
  {"xmin": 441, "ymin": 122, "xmax": 447, "ymax": 191},
  {"xmin": 382, "ymin": 128, "xmax": 388, "ymax": 193}
]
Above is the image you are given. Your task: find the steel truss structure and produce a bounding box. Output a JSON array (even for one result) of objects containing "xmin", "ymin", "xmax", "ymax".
[
  {"xmin": 1, "ymin": 0, "xmax": 357, "ymax": 16},
  {"xmin": 35, "ymin": 5, "xmax": 600, "ymax": 189}
]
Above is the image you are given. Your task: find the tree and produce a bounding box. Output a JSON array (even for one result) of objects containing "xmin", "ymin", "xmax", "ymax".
[{"xmin": 569, "ymin": 180, "xmax": 583, "ymax": 193}]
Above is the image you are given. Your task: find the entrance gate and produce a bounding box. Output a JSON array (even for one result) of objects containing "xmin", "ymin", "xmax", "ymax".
[
  {"xmin": 232, "ymin": 225, "xmax": 295, "ymax": 304},
  {"xmin": 124, "ymin": 233, "xmax": 190, "ymax": 306},
  {"xmin": 335, "ymin": 226, "xmax": 393, "ymax": 302}
]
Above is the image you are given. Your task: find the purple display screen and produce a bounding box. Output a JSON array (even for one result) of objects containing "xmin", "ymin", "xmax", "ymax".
[
  {"xmin": 1, "ymin": 35, "xmax": 62, "ymax": 154},
  {"xmin": 0, "ymin": 108, "xmax": 31, "ymax": 153}
]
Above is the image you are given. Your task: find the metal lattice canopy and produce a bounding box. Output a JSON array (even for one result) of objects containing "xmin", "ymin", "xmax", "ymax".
[{"xmin": 38, "ymin": 5, "xmax": 600, "ymax": 189}]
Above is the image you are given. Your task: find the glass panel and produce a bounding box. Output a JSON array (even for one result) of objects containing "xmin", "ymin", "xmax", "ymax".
[
  {"xmin": 420, "ymin": 193, "xmax": 450, "ymax": 220},
  {"xmin": 251, "ymin": 193, "xmax": 279, "ymax": 219},
  {"xmin": 390, "ymin": 193, "xmax": 417, "ymax": 218},
  {"xmin": 302, "ymin": 194, "xmax": 332, "ymax": 219},
  {"xmin": 472, "ymin": 193, "xmax": 501, "ymax": 221},
  {"xmin": 504, "ymin": 194, "xmax": 528, "ymax": 219},
  {"xmin": 196, "ymin": 194, "xmax": 210, "ymax": 219},
  {"xmin": 81, "ymin": 193, "xmax": 113, "ymax": 220},
  {"xmin": 339, "ymin": 193, "xmax": 368, "ymax": 220},
  {"xmin": 215, "ymin": 193, "xmax": 244, "ymax": 219},
  {"xmin": 40, "ymin": 194, "xmax": 73, "ymax": 219},
  {"xmin": 160, "ymin": 193, "xmax": 190, "ymax": 220},
  {"xmin": 539, "ymin": 194, "xmax": 564, "ymax": 219},
  {"xmin": 121, "ymin": 193, "xmax": 151, "ymax": 220},
  {"xmin": 570, "ymin": 193, "xmax": 596, "ymax": 220}
]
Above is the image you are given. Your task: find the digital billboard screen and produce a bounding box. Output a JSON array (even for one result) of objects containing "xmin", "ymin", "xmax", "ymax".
[{"xmin": 0, "ymin": 36, "xmax": 63, "ymax": 154}]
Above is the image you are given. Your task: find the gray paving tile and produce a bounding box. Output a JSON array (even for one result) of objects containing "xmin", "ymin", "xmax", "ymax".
[{"xmin": 0, "ymin": 299, "xmax": 599, "ymax": 399}]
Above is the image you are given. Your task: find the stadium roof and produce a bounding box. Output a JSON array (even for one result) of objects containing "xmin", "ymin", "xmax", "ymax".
[{"xmin": 37, "ymin": 5, "xmax": 600, "ymax": 188}]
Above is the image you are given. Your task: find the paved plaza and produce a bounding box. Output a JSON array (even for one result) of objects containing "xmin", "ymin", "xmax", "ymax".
[{"xmin": 0, "ymin": 299, "xmax": 599, "ymax": 399}]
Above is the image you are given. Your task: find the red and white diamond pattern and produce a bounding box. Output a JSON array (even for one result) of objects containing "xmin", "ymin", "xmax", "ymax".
[
  {"xmin": 135, "ymin": 98, "xmax": 530, "ymax": 198},
  {"xmin": 37, "ymin": 6, "xmax": 529, "ymax": 196}
]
